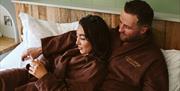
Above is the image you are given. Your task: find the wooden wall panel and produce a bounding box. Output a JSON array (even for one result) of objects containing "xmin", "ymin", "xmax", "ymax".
[
  {"xmin": 31, "ymin": 5, "xmax": 39, "ymax": 19},
  {"xmin": 38, "ymin": 6, "xmax": 47, "ymax": 20},
  {"xmin": 23, "ymin": 4, "xmax": 29, "ymax": 14},
  {"xmin": 14, "ymin": 3, "xmax": 24, "ymax": 41},
  {"xmin": 152, "ymin": 20, "xmax": 166, "ymax": 48},
  {"xmin": 46, "ymin": 7, "xmax": 58, "ymax": 22},
  {"xmin": 70, "ymin": 9, "xmax": 86, "ymax": 22},
  {"xmin": 165, "ymin": 21, "xmax": 180, "ymax": 50},
  {"xmin": 58, "ymin": 8, "xmax": 71, "ymax": 23},
  {"xmin": 14, "ymin": 3, "xmax": 180, "ymax": 49},
  {"xmin": 111, "ymin": 15, "xmax": 120, "ymax": 28}
]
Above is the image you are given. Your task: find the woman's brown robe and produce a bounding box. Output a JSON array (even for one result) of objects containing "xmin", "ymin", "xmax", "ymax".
[{"xmin": 0, "ymin": 31, "xmax": 107, "ymax": 91}]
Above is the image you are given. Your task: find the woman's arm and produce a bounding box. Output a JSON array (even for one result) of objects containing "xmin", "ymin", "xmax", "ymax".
[
  {"xmin": 30, "ymin": 56, "xmax": 107, "ymax": 91},
  {"xmin": 0, "ymin": 68, "xmax": 29, "ymax": 91},
  {"xmin": 21, "ymin": 31, "xmax": 77, "ymax": 60},
  {"xmin": 41, "ymin": 31, "xmax": 77, "ymax": 58}
]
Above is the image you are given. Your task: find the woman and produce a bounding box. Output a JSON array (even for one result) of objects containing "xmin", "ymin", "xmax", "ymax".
[{"xmin": 0, "ymin": 15, "xmax": 111, "ymax": 91}]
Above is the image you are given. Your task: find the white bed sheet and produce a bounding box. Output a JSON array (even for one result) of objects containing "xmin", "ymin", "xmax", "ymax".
[{"xmin": 0, "ymin": 42, "xmax": 27, "ymax": 70}]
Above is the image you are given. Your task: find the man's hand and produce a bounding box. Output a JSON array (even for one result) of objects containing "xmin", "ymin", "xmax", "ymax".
[{"xmin": 21, "ymin": 47, "xmax": 42, "ymax": 61}]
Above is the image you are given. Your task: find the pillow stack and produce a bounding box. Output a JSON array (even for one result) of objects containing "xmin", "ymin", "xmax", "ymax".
[
  {"xmin": 19, "ymin": 12, "xmax": 78, "ymax": 48},
  {"xmin": 161, "ymin": 49, "xmax": 180, "ymax": 91}
]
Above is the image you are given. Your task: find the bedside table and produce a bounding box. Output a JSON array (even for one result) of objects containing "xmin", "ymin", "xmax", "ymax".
[{"xmin": 0, "ymin": 37, "xmax": 18, "ymax": 55}]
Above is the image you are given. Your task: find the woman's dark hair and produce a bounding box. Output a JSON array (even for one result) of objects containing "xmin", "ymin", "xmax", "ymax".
[{"xmin": 79, "ymin": 15, "xmax": 111, "ymax": 61}]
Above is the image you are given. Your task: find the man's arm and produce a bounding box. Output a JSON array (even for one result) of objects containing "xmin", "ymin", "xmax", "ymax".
[{"xmin": 142, "ymin": 59, "xmax": 169, "ymax": 91}]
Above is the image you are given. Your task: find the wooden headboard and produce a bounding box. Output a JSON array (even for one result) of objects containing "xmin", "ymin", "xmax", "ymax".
[{"xmin": 13, "ymin": 2, "xmax": 180, "ymax": 50}]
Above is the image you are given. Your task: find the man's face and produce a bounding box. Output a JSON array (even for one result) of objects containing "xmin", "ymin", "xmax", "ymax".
[{"xmin": 119, "ymin": 11, "xmax": 146, "ymax": 42}]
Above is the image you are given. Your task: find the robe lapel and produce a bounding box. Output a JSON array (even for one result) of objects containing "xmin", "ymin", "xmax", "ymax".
[{"xmin": 110, "ymin": 36, "xmax": 151, "ymax": 60}]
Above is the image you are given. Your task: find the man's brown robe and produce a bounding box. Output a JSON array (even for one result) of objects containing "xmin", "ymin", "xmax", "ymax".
[
  {"xmin": 0, "ymin": 31, "xmax": 107, "ymax": 91},
  {"xmin": 100, "ymin": 28, "xmax": 169, "ymax": 91},
  {"xmin": 38, "ymin": 29, "xmax": 169, "ymax": 91}
]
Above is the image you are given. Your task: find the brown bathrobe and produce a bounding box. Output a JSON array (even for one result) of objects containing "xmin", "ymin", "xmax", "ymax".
[
  {"xmin": 0, "ymin": 31, "xmax": 107, "ymax": 91},
  {"xmin": 100, "ymin": 28, "xmax": 169, "ymax": 91}
]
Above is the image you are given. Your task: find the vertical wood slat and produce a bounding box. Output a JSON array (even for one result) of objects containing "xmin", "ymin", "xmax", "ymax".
[
  {"xmin": 31, "ymin": 5, "xmax": 39, "ymax": 19},
  {"xmin": 165, "ymin": 21, "xmax": 180, "ymax": 50},
  {"xmin": 57, "ymin": 8, "xmax": 70, "ymax": 23},
  {"xmin": 111, "ymin": 14, "xmax": 119, "ymax": 28},
  {"xmin": 14, "ymin": 3, "xmax": 27, "ymax": 41},
  {"xmin": 70, "ymin": 9, "xmax": 86, "ymax": 22},
  {"xmin": 152, "ymin": 20, "xmax": 166, "ymax": 48},
  {"xmin": 14, "ymin": 3, "xmax": 22, "ymax": 41},
  {"xmin": 38, "ymin": 6, "xmax": 47, "ymax": 20},
  {"xmin": 46, "ymin": 7, "xmax": 57, "ymax": 22}
]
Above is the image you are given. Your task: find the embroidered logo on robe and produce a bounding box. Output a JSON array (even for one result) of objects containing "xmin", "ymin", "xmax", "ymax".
[{"xmin": 125, "ymin": 56, "xmax": 141, "ymax": 68}]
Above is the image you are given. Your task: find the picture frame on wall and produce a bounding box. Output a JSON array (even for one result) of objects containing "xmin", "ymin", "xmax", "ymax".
[{"xmin": 4, "ymin": 16, "xmax": 12, "ymax": 26}]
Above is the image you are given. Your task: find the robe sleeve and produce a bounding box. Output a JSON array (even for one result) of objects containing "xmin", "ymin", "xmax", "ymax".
[
  {"xmin": 41, "ymin": 31, "xmax": 77, "ymax": 59},
  {"xmin": 0, "ymin": 68, "xmax": 29, "ymax": 91},
  {"xmin": 34, "ymin": 57, "xmax": 106, "ymax": 91},
  {"xmin": 34, "ymin": 55, "xmax": 69, "ymax": 91},
  {"xmin": 35, "ymin": 73, "xmax": 68, "ymax": 91},
  {"xmin": 142, "ymin": 58, "xmax": 169, "ymax": 91}
]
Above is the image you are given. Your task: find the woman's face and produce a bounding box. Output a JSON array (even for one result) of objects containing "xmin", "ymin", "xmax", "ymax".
[{"xmin": 76, "ymin": 25, "xmax": 92, "ymax": 55}]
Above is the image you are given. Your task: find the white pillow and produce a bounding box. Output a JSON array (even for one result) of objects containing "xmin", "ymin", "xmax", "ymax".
[
  {"xmin": 19, "ymin": 12, "xmax": 78, "ymax": 48},
  {"xmin": 161, "ymin": 49, "xmax": 180, "ymax": 91}
]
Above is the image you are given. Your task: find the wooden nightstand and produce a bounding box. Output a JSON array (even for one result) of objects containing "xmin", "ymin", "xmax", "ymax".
[{"xmin": 0, "ymin": 37, "xmax": 18, "ymax": 55}]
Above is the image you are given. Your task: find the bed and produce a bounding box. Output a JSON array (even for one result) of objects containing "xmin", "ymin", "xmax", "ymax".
[{"xmin": 0, "ymin": 1, "xmax": 180, "ymax": 91}]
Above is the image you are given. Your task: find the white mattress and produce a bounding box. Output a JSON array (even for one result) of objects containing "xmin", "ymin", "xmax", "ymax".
[{"xmin": 0, "ymin": 42, "xmax": 27, "ymax": 70}]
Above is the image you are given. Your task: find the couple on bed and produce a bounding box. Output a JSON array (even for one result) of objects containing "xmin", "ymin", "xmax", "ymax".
[{"xmin": 0, "ymin": 0, "xmax": 168, "ymax": 91}]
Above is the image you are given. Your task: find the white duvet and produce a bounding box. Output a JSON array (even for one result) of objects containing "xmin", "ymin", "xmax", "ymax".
[{"xmin": 0, "ymin": 42, "xmax": 26, "ymax": 70}]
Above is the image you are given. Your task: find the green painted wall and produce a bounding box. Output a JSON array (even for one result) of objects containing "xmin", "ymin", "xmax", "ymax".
[
  {"xmin": 147, "ymin": 0, "xmax": 180, "ymax": 15},
  {"xmin": 19, "ymin": 0, "xmax": 180, "ymax": 16}
]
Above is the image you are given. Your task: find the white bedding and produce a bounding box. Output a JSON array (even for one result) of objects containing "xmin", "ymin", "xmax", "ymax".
[
  {"xmin": 0, "ymin": 13, "xmax": 78, "ymax": 71},
  {"xmin": 161, "ymin": 49, "xmax": 180, "ymax": 91},
  {"xmin": 0, "ymin": 42, "xmax": 27, "ymax": 70},
  {"xmin": 0, "ymin": 12, "xmax": 79, "ymax": 71}
]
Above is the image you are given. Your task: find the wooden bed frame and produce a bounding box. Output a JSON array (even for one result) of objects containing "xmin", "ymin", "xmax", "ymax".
[{"xmin": 13, "ymin": 2, "xmax": 180, "ymax": 50}]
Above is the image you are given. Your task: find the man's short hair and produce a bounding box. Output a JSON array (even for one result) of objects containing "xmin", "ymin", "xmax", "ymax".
[{"xmin": 124, "ymin": 0, "xmax": 154, "ymax": 27}]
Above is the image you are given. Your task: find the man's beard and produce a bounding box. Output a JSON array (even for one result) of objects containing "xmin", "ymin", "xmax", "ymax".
[{"xmin": 120, "ymin": 33, "xmax": 144, "ymax": 42}]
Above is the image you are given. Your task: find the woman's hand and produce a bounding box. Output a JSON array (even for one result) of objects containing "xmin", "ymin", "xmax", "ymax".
[
  {"xmin": 21, "ymin": 47, "xmax": 42, "ymax": 61},
  {"xmin": 28, "ymin": 59, "xmax": 48, "ymax": 79}
]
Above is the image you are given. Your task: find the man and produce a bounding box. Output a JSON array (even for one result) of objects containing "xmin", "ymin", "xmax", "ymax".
[
  {"xmin": 100, "ymin": 0, "xmax": 168, "ymax": 91},
  {"xmin": 22, "ymin": 0, "xmax": 168, "ymax": 91}
]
